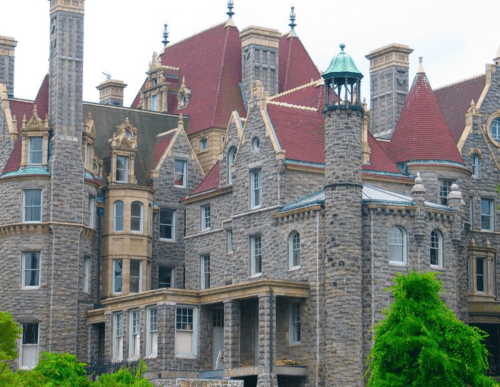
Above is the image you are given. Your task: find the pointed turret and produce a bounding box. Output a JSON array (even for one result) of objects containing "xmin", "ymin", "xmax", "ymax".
[
  {"xmin": 494, "ymin": 44, "xmax": 500, "ymax": 65},
  {"xmin": 387, "ymin": 58, "xmax": 464, "ymax": 164}
]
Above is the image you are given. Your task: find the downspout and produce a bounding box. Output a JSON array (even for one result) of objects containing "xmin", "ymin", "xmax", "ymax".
[
  {"xmin": 269, "ymin": 286, "xmax": 274, "ymax": 376},
  {"xmin": 75, "ymin": 228, "xmax": 83, "ymax": 354},
  {"xmin": 97, "ymin": 207, "xmax": 103, "ymax": 305}
]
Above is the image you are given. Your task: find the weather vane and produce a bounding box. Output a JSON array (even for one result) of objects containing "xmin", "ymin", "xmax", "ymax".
[
  {"xmin": 289, "ymin": 6, "xmax": 296, "ymax": 32},
  {"xmin": 162, "ymin": 24, "xmax": 169, "ymax": 47},
  {"xmin": 227, "ymin": 0, "xmax": 235, "ymax": 19},
  {"xmin": 102, "ymin": 72, "xmax": 111, "ymax": 80}
]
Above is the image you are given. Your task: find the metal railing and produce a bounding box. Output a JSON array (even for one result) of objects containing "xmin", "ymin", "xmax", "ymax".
[{"xmin": 86, "ymin": 357, "xmax": 139, "ymax": 381}]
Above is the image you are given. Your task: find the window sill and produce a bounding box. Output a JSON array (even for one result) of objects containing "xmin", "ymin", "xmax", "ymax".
[
  {"xmin": 250, "ymin": 205, "xmax": 262, "ymax": 211},
  {"xmin": 201, "ymin": 228, "xmax": 212, "ymax": 232},
  {"xmin": 23, "ymin": 221, "xmax": 42, "ymax": 224},
  {"xmin": 389, "ymin": 261, "xmax": 407, "ymax": 267},
  {"xmin": 250, "ymin": 273, "xmax": 263, "ymax": 278},
  {"xmin": 145, "ymin": 354, "xmax": 157, "ymax": 359},
  {"xmin": 174, "ymin": 185, "xmax": 187, "ymax": 189},
  {"xmin": 430, "ymin": 265, "xmax": 444, "ymax": 271},
  {"xmin": 22, "ymin": 286, "xmax": 40, "ymax": 290},
  {"xmin": 198, "ymin": 149, "xmax": 209, "ymax": 154},
  {"xmin": 175, "ymin": 354, "xmax": 197, "ymax": 360},
  {"xmin": 288, "ymin": 265, "xmax": 301, "ymax": 272},
  {"xmin": 288, "ymin": 341, "xmax": 302, "ymax": 347},
  {"xmin": 160, "ymin": 238, "xmax": 176, "ymax": 243}
]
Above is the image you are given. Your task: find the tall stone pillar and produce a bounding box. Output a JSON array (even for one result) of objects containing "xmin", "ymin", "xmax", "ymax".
[
  {"xmin": 256, "ymin": 293, "xmax": 277, "ymax": 387},
  {"xmin": 224, "ymin": 300, "xmax": 240, "ymax": 370},
  {"xmin": 0, "ymin": 36, "xmax": 17, "ymax": 97},
  {"xmin": 322, "ymin": 44, "xmax": 365, "ymax": 386}
]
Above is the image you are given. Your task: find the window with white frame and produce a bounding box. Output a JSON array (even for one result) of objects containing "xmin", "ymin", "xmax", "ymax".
[
  {"xmin": 130, "ymin": 260, "xmax": 142, "ymax": 293},
  {"xmin": 174, "ymin": 159, "xmax": 187, "ymax": 187},
  {"xmin": 250, "ymin": 235, "xmax": 262, "ymax": 276},
  {"xmin": 160, "ymin": 209, "xmax": 175, "ymax": 241},
  {"xmin": 129, "ymin": 310, "xmax": 140, "ymax": 359},
  {"xmin": 289, "ymin": 301, "xmax": 301, "ymax": 344},
  {"xmin": 472, "ymin": 154, "xmax": 480, "ymax": 178},
  {"xmin": 130, "ymin": 201, "xmax": 143, "ymax": 232},
  {"xmin": 83, "ymin": 256, "xmax": 90, "ymax": 294},
  {"xmin": 430, "ymin": 230, "xmax": 443, "ymax": 267},
  {"xmin": 113, "ymin": 259, "xmax": 123, "ymax": 294},
  {"xmin": 226, "ymin": 229, "xmax": 233, "ymax": 253},
  {"xmin": 228, "ymin": 146, "xmax": 237, "ymax": 184},
  {"xmin": 201, "ymin": 254, "xmax": 210, "ymax": 290},
  {"xmin": 481, "ymin": 198, "xmax": 494, "ymax": 231},
  {"xmin": 28, "ymin": 137, "xmax": 43, "ymax": 165},
  {"xmin": 88, "ymin": 195, "xmax": 96, "ymax": 228},
  {"xmin": 23, "ymin": 189, "xmax": 42, "ymax": 223},
  {"xmin": 151, "ymin": 94, "xmax": 158, "ymax": 111},
  {"xmin": 250, "ymin": 170, "xmax": 262, "ymax": 208},
  {"xmin": 113, "ymin": 314, "xmax": 124, "ymax": 361},
  {"xmin": 116, "ymin": 155, "xmax": 129, "ymax": 183},
  {"xmin": 159, "ymin": 266, "xmax": 173, "ymax": 288},
  {"xmin": 438, "ymin": 179, "xmax": 455, "ymax": 205},
  {"xmin": 175, "ymin": 306, "xmax": 198, "ymax": 356},
  {"xmin": 20, "ymin": 323, "xmax": 38, "ymax": 369},
  {"xmin": 388, "ymin": 226, "xmax": 407, "ymax": 264},
  {"xmin": 288, "ymin": 231, "xmax": 301, "ymax": 268},
  {"xmin": 146, "ymin": 308, "xmax": 158, "ymax": 357},
  {"xmin": 199, "ymin": 138, "xmax": 208, "ymax": 151},
  {"xmin": 491, "ymin": 118, "xmax": 500, "ymax": 141},
  {"xmin": 468, "ymin": 254, "xmax": 496, "ymax": 296},
  {"xmin": 114, "ymin": 201, "xmax": 124, "ymax": 232},
  {"xmin": 22, "ymin": 252, "xmax": 40, "ymax": 288},
  {"xmin": 201, "ymin": 204, "xmax": 211, "ymax": 231}
]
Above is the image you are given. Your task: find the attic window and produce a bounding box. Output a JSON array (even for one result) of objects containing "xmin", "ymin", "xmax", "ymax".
[
  {"xmin": 199, "ymin": 138, "xmax": 208, "ymax": 151},
  {"xmin": 125, "ymin": 130, "xmax": 132, "ymax": 140},
  {"xmin": 252, "ymin": 137, "xmax": 260, "ymax": 152},
  {"xmin": 152, "ymin": 78, "xmax": 158, "ymax": 87}
]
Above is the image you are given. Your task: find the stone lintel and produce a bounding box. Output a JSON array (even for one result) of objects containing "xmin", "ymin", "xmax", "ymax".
[{"xmin": 240, "ymin": 26, "xmax": 281, "ymax": 49}]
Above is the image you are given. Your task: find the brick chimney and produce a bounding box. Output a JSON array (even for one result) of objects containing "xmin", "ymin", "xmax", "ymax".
[{"xmin": 96, "ymin": 79, "xmax": 127, "ymax": 106}]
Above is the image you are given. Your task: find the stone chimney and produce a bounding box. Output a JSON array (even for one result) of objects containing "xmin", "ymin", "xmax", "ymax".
[
  {"xmin": 240, "ymin": 26, "xmax": 280, "ymax": 107},
  {"xmin": 0, "ymin": 36, "xmax": 17, "ymax": 97},
  {"xmin": 366, "ymin": 43, "xmax": 413, "ymax": 139},
  {"xmin": 96, "ymin": 79, "xmax": 127, "ymax": 107}
]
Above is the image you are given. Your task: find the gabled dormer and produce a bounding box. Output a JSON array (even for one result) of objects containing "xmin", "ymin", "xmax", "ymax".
[
  {"xmin": 82, "ymin": 113, "xmax": 103, "ymax": 177},
  {"xmin": 107, "ymin": 118, "xmax": 138, "ymax": 184},
  {"xmin": 20, "ymin": 105, "xmax": 49, "ymax": 168},
  {"xmin": 140, "ymin": 52, "xmax": 178, "ymax": 112}
]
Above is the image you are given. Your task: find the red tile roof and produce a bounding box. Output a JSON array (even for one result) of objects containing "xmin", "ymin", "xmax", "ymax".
[
  {"xmin": 434, "ymin": 75, "xmax": 485, "ymax": 143},
  {"xmin": 151, "ymin": 131, "xmax": 176, "ymax": 170},
  {"xmin": 387, "ymin": 72, "xmax": 464, "ymax": 164},
  {"xmin": 267, "ymin": 103, "xmax": 325, "ymax": 164},
  {"xmin": 363, "ymin": 131, "xmax": 401, "ymax": 174},
  {"xmin": 272, "ymin": 81, "xmax": 325, "ymax": 110},
  {"xmin": 34, "ymin": 74, "xmax": 49, "ymax": 120},
  {"xmin": 279, "ymin": 35, "xmax": 321, "ymax": 93},
  {"xmin": 133, "ymin": 23, "xmax": 246, "ymax": 136},
  {"xmin": 187, "ymin": 160, "xmax": 220, "ymax": 196}
]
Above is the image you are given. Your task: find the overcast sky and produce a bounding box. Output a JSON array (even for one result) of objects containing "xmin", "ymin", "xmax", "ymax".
[{"xmin": 2, "ymin": 0, "xmax": 499, "ymax": 108}]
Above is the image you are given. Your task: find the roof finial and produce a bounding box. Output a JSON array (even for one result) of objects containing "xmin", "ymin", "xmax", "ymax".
[
  {"xmin": 289, "ymin": 6, "xmax": 297, "ymax": 32},
  {"xmin": 162, "ymin": 24, "xmax": 169, "ymax": 47},
  {"xmin": 417, "ymin": 56, "xmax": 425, "ymax": 73},
  {"xmin": 340, "ymin": 43, "xmax": 345, "ymax": 53},
  {"xmin": 227, "ymin": 0, "xmax": 235, "ymax": 19}
]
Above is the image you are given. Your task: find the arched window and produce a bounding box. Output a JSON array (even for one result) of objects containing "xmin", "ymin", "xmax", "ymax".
[
  {"xmin": 228, "ymin": 146, "xmax": 237, "ymax": 184},
  {"xmin": 288, "ymin": 231, "xmax": 301, "ymax": 268},
  {"xmin": 472, "ymin": 154, "xmax": 480, "ymax": 178},
  {"xmin": 430, "ymin": 229, "xmax": 443, "ymax": 267},
  {"xmin": 388, "ymin": 226, "xmax": 407, "ymax": 264},
  {"xmin": 131, "ymin": 201, "xmax": 143, "ymax": 232},
  {"xmin": 114, "ymin": 201, "xmax": 124, "ymax": 232}
]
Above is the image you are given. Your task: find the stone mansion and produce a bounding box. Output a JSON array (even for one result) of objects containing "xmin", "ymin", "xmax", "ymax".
[{"xmin": 1, "ymin": 1, "xmax": 500, "ymax": 386}]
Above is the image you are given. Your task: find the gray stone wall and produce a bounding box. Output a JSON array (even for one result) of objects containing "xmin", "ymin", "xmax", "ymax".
[
  {"xmin": 0, "ymin": 106, "xmax": 15, "ymax": 172},
  {"xmin": 242, "ymin": 45, "xmax": 278, "ymax": 108},
  {"xmin": 280, "ymin": 169, "xmax": 324, "ymax": 204},
  {"xmin": 0, "ymin": 55, "xmax": 15, "ymax": 96}
]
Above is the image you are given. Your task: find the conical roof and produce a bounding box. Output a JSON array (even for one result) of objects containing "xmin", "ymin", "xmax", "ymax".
[
  {"xmin": 323, "ymin": 43, "xmax": 363, "ymax": 80},
  {"xmin": 387, "ymin": 69, "xmax": 464, "ymax": 164}
]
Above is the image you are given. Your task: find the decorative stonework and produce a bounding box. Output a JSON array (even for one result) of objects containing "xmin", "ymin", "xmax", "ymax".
[
  {"xmin": 177, "ymin": 77, "xmax": 191, "ymax": 110},
  {"xmin": 108, "ymin": 118, "xmax": 138, "ymax": 184}
]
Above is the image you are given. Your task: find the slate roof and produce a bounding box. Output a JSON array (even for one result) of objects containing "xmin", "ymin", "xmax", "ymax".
[
  {"xmin": 271, "ymin": 81, "xmax": 325, "ymax": 110},
  {"xmin": 151, "ymin": 130, "xmax": 176, "ymax": 170},
  {"xmin": 434, "ymin": 75, "xmax": 486, "ymax": 143},
  {"xmin": 387, "ymin": 71, "xmax": 464, "ymax": 164},
  {"xmin": 132, "ymin": 24, "xmax": 321, "ymax": 137},
  {"xmin": 185, "ymin": 160, "xmax": 221, "ymax": 197},
  {"xmin": 364, "ymin": 131, "xmax": 402, "ymax": 175}
]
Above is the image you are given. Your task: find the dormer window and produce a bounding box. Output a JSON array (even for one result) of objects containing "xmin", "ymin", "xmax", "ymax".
[
  {"xmin": 152, "ymin": 78, "xmax": 158, "ymax": 87},
  {"xmin": 116, "ymin": 155, "xmax": 129, "ymax": 183},
  {"xmin": 28, "ymin": 137, "xmax": 43, "ymax": 165},
  {"xmin": 174, "ymin": 159, "xmax": 187, "ymax": 187},
  {"xmin": 125, "ymin": 130, "xmax": 132, "ymax": 140}
]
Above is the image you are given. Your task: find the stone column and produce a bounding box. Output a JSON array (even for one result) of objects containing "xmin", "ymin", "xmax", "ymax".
[
  {"xmin": 104, "ymin": 311, "xmax": 113, "ymax": 360},
  {"xmin": 223, "ymin": 300, "xmax": 240, "ymax": 370},
  {"xmin": 256, "ymin": 293, "xmax": 277, "ymax": 387},
  {"xmin": 158, "ymin": 301, "xmax": 176, "ymax": 373}
]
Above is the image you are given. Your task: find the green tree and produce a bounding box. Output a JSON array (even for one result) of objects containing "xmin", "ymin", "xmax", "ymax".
[
  {"xmin": 0, "ymin": 311, "xmax": 22, "ymax": 372},
  {"xmin": 365, "ymin": 270, "xmax": 498, "ymax": 387}
]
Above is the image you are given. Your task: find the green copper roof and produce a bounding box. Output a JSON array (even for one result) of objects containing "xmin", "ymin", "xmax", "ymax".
[{"xmin": 323, "ymin": 43, "xmax": 363, "ymax": 79}]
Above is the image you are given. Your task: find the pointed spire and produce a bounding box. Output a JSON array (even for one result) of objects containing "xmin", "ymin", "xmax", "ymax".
[
  {"xmin": 417, "ymin": 56, "xmax": 425, "ymax": 73},
  {"xmin": 289, "ymin": 6, "xmax": 297, "ymax": 32},
  {"xmin": 162, "ymin": 24, "xmax": 169, "ymax": 47},
  {"xmin": 227, "ymin": 0, "xmax": 234, "ymax": 19}
]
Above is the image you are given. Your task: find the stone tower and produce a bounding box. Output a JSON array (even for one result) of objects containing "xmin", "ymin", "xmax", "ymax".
[
  {"xmin": 47, "ymin": 0, "xmax": 90, "ymax": 359},
  {"xmin": 240, "ymin": 26, "xmax": 280, "ymax": 106},
  {"xmin": 365, "ymin": 43, "xmax": 413, "ymax": 139},
  {"xmin": 0, "ymin": 36, "xmax": 17, "ymax": 97},
  {"xmin": 322, "ymin": 44, "xmax": 365, "ymax": 386}
]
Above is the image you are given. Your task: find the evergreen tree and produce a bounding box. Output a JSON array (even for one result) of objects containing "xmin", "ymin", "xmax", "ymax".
[{"xmin": 365, "ymin": 270, "xmax": 498, "ymax": 387}]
